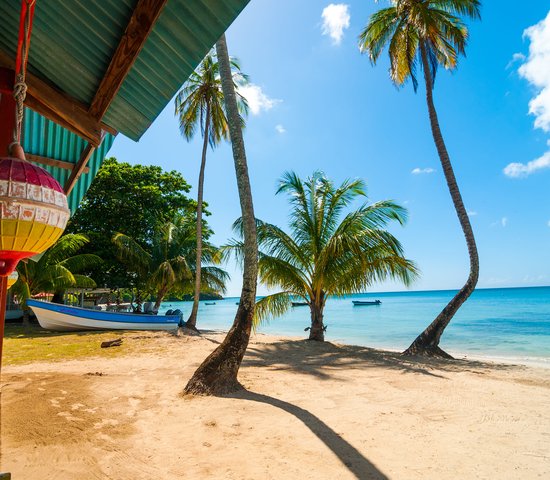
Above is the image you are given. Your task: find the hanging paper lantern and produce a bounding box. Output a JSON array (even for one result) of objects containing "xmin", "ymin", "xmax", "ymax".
[
  {"xmin": 0, "ymin": 156, "xmax": 70, "ymax": 276},
  {"xmin": 7, "ymin": 270, "xmax": 18, "ymax": 289}
]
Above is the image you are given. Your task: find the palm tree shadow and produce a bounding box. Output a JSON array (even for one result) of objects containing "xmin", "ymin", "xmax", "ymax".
[{"xmin": 229, "ymin": 390, "xmax": 388, "ymax": 480}]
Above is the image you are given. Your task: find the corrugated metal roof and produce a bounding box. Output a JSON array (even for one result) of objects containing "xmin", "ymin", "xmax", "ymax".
[
  {"xmin": 22, "ymin": 109, "xmax": 115, "ymax": 214},
  {"xmin": 0, "ymin": 0, "xmax": 250, "ymax": 140}
]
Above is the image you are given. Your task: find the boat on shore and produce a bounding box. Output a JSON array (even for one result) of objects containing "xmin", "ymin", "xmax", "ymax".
[
  {"xmin": 27, "ymin": 300, "xmax": 182, "ymax": 332},
  {"xmin": 291, "ymin": 302, "xmax": 308, "ymax": 307},
  {"xmin": 352, "ymin": 300, "xmax": 382, "ymax": 306}
]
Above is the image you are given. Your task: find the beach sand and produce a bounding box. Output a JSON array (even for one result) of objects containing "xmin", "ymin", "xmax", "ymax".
[{"xmin": 1, "ymin": 330, "xmax": 549, "ymax": 479}]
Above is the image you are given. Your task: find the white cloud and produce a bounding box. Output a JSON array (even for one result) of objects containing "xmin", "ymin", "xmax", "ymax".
[
  {"xmin": 501, "ymin": 217, "xmax": 508, "ymax": 227},
  {"xmin": 547, "ymin": 220, "xmax": 550, "ymax": 227},
  {"xmin": 411, "ymin": 167, "xmax": 435, "ymax": 175},
  {"xmin": 503, "ymin": 150, "xmax": 550, "ymax": 178},
  {"xmin": 506, "ymin": 52, "xmax": 526, "ymax": 69},
  {"xmin": 518, "ymin": 11, "xmax": 550, "ymax": 132},
  {"xmin": 239, "ymin": 84, "xmax": 281, "ymax": 115},
  {"xmin": 505, "ymin": 12, "xmax": 550, "ymax": 179},
  {"xmin": 275, "ymin": 124, "xmax": 286, "ymax": 134},
  {"xmin": 467, "ymin": 211, "xmax": 478, "ymax": 217},
  {"xmin": 321, "ymin": 4, "xmax": 350, "ymax": 45}
]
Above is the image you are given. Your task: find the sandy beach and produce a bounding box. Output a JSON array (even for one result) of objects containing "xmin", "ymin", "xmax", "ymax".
[{"xmin": 1, "ymin": 330, "xmax": 549, "ymax": 479}]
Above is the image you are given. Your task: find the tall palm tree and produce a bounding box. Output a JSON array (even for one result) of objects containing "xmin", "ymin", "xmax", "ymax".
[
  {"xmin": 113, "ymin": 220, "xmax": 228, "ymax": 312},
  {"xmin": 175, "ymin": 51, "xmax": 248, "ymax": 331},
  {"xmin": 184, "ymin": 34, "xmax": 258, "ymax": 396},
  {"xmin": 225, "ymin": 171, "xmax": 418, "ymax": 341},
  {"xmin": 11, "ymin": 234, "xmax": 101, "ymax": 326},
  {"xmin": 359, "ymin": 0, "xmax": 481, "ymax": 357}
]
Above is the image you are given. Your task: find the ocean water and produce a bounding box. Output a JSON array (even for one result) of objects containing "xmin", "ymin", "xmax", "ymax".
[{"xmin": 159, "ymin": 287, "xmax": 550, "ymax": 364}]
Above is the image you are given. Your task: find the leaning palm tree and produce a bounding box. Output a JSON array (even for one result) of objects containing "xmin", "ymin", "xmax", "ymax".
[
  {"xmin": 359, "ymin": 0, "xmax": 481, "ymax": 357},
  {"xmin": 113, "ymin": 221, "xmax": 228, "ymax": 312},
  {"xmin": 225, "ymin": 171, "xmax": 418, "ymax": 341},
  {"xmin": 12, "ymin": 234, "xmax": 101, "ymax": 326},
  {"xmin": 183, "ymin": 34, "xmax": 259, "ymax": 396},
  {"xmin": 175, "ymin": 51, "xmax": 248, "ymax": 331}
]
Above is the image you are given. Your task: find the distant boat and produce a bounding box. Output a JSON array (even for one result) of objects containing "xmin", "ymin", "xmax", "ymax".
[
  {"xmin": 291, "ymin": 302, "xmax": 308, "ymax": 307},
  {"xmin": 235, "ymin": 302, "xmax": 240, "ymax": 305},
  {"xmin": 205, "ymin": 302, "xmax": 216, "ymax": 305},
  {"xmin": 27, "ymin": 300, "xmax": 181, "ymax": 332},
  {"xmin": 352, "ymin": 300, "xmax": 381, "ymax": 306}
]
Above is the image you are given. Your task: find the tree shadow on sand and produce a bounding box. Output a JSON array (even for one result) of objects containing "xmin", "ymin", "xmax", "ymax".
[
  {"xmin": 243, "ymin": 339, "xmax": 519, "ymax": 381},
  {"xmin": 229, "ymin": 389, "xmax": 388, "ymax": 480}
]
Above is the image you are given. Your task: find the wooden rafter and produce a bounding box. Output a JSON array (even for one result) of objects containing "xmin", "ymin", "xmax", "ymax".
[
  {"xmin": 0, "ymin": 52, "xmax": 116, "ymax": 146},
  {"xmin": 26, "ymin": 153, "xmax": 90, "ymax": 173},
  {"xmin": 89, "ymin": 0, "xmax": 168, "ymax": 120},
  {"xmin": 64, "ymin": 132, "xmax": 106, "ymax": 195}
]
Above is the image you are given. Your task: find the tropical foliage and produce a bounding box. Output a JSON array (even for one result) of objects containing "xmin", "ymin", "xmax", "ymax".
[
  {"xmin": 224, "ymin": 171, "xmax": 418, "ymax": 341},
  {"xmin": 67, "ymin": 158, "xmax": 197, "ymax": 289},
  {"xmin": 359, "ymin": 0, "xmax": 481, "ymax": 357},
  {"xmin": 112, "ymin": 217, "xmax": 228, "ymax": 312},
  {"xmin": 11, "ymin": 234, "xmax": 101, "ymax": 325},
  {"xmin": 175, "ymin": 50, "xmax": 248, "ymax": 329}
]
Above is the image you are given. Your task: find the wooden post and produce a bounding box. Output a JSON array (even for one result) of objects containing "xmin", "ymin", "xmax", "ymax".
[{"xmin": 0, "ymin": 276, "xmax": 8, "ymax": 375}]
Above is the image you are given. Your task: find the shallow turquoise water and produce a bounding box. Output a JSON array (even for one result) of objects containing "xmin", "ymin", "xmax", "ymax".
[{"xmin": 160, "ymin": 287, "xmax": 550, "ymax": 363}]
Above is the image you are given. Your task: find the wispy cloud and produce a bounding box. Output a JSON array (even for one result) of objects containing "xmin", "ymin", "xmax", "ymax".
[
  {"xmin": 547, "ymin": 219, "xmax": 550, "ymax": 227},
  {"xmin": 321, "ymin": 4, "xmax": 350, "ymax": 45},
  {"xmin": 506, "ymin": 52, "xmax": 526, "ymax": 69},
  {"xmin": 504, "ymin": 149, "xmax": 550, "ymax": 178},
  {"xmin": 504, "ymin": 12, "xmax": 550, "ymax": 178},
  {"xmin": 239, "ymin": 84, "xmax": 281, "ymax": 115},
  {"xmin": 411, "ymin": 167, "xmax": 435, "ymax": 175},
  {"xmin": 467, "ymin": 211, "xmax": 478, "ymax": 217},
  {"xmin": 490, "ymin": 217, "xmax": 508, "ymax": 228},
  {"xmin": 275, "ymin": 124, "xmax": 286, "ymax": 134}
]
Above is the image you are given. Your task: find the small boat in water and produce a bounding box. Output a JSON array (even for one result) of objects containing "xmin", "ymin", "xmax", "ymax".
[
  {"xmin": 352, "ymin": 300, "xmax": 382, "ymax": 306},
  {"xmin": 291, "ymin": 302, "xmax": 308, "ymax": 307},
  {"xmin": 27, "ymin": 300, "xmax": 182, "ymax": 332},
  {"xmin": 205, "ymin": 302, "xmax": 216, "ymax": 305}
]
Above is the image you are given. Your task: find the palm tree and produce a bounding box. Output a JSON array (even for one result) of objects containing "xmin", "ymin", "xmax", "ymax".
[
  {"xmin": 225, "ymin": 171, "xmax": 418, "ymax": 341},
  {"xmin": 183, "ymin": 34, "xmax": 259, "ymax": 396},
  {"xmin": 175, "ymin": 51, "xmax": 248, "ymax": 331},
  {"xmin": 359, "ymin": 0, "xmax": 481, "ymax": 357},
  {"xmin": 113, "ymin": 220, "xmax": 228, "ymax": 312},
  {"xmin": 11, "ymin": 234, "xmax": 101, "ymax": 326}
]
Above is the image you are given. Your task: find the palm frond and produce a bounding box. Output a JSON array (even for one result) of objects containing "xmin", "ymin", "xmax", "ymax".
[{"xmin": 253, "ymin": 291, "xmax": 295, "ymax": 331}]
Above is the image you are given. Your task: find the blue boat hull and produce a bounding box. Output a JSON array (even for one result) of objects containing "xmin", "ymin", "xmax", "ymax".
[{"xmin": 27, "ymin": 300, "xmax": 181, "ymax": 332}]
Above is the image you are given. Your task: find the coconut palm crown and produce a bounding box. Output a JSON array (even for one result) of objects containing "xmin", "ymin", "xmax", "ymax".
[
  {"xmin": 225, "ymin": 171, "xmax": 418, "ymax": 342},
  {"xmin": 174, "ymin": 50, "xmax": 248, "ymax": 330},
  {"xmin": 359, "ymin": 0, "xmax": 481, "ymax": 357},
  {"xmin": 113, "ymin": 219, "xmax": 228, "ymax": 312}
]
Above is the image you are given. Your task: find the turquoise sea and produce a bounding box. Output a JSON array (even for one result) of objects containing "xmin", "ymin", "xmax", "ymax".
[{"xmin": 159, "ymin": 286, "xmax": 550, "ymax": 365}]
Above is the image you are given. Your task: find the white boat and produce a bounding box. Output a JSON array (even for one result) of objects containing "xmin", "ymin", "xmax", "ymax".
[{"xmin": 27, "ymin": 299, "xmax": 181, "ymax": 332}]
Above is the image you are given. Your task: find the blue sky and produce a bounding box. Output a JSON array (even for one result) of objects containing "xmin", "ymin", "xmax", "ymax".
[{"xmin": 109, "ymin": 1, "xmax": 550, "ymax": 296}]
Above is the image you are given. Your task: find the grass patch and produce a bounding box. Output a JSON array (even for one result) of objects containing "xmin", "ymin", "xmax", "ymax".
[{"xmin": 2, "ymin": 324, "xmax": 172, "ymax": 366}]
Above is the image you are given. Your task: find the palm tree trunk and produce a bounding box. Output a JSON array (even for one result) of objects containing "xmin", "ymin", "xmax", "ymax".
[
  {"xmin": 308, "ymin": 302, "xmax": 325, "ymax": 342},
  {"xmin": 184, "ymin": 33, "xmax": 258, "ymax": 395},
  {"xmin": 186, "ymin": 108, "xmax": 210, "ymax": 331},
  {"xmin": 403, "ymin": 43, "xmax": 479, "ymax": 358}
]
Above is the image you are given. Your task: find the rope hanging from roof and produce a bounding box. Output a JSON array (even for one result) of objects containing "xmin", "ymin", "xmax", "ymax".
[{"xmin": 9, "ymin": 0, "xmax": 35, "ymax": 154}]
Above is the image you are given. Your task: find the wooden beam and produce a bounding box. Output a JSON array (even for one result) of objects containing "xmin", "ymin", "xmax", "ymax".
[
  {"xmin": 26, "ymin": 153, "xmax": 89, "ymax": 173},
  {"xmin": 64, "ymin": 133, "xmax": 105, "ymax": 195},
  {"xmin": 0, "ymin": 52, "xmax": 114, "ymax": 146},
  {"xmin": 89, "ymin": 0, "xmax": 168, "ymax": 120}
]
